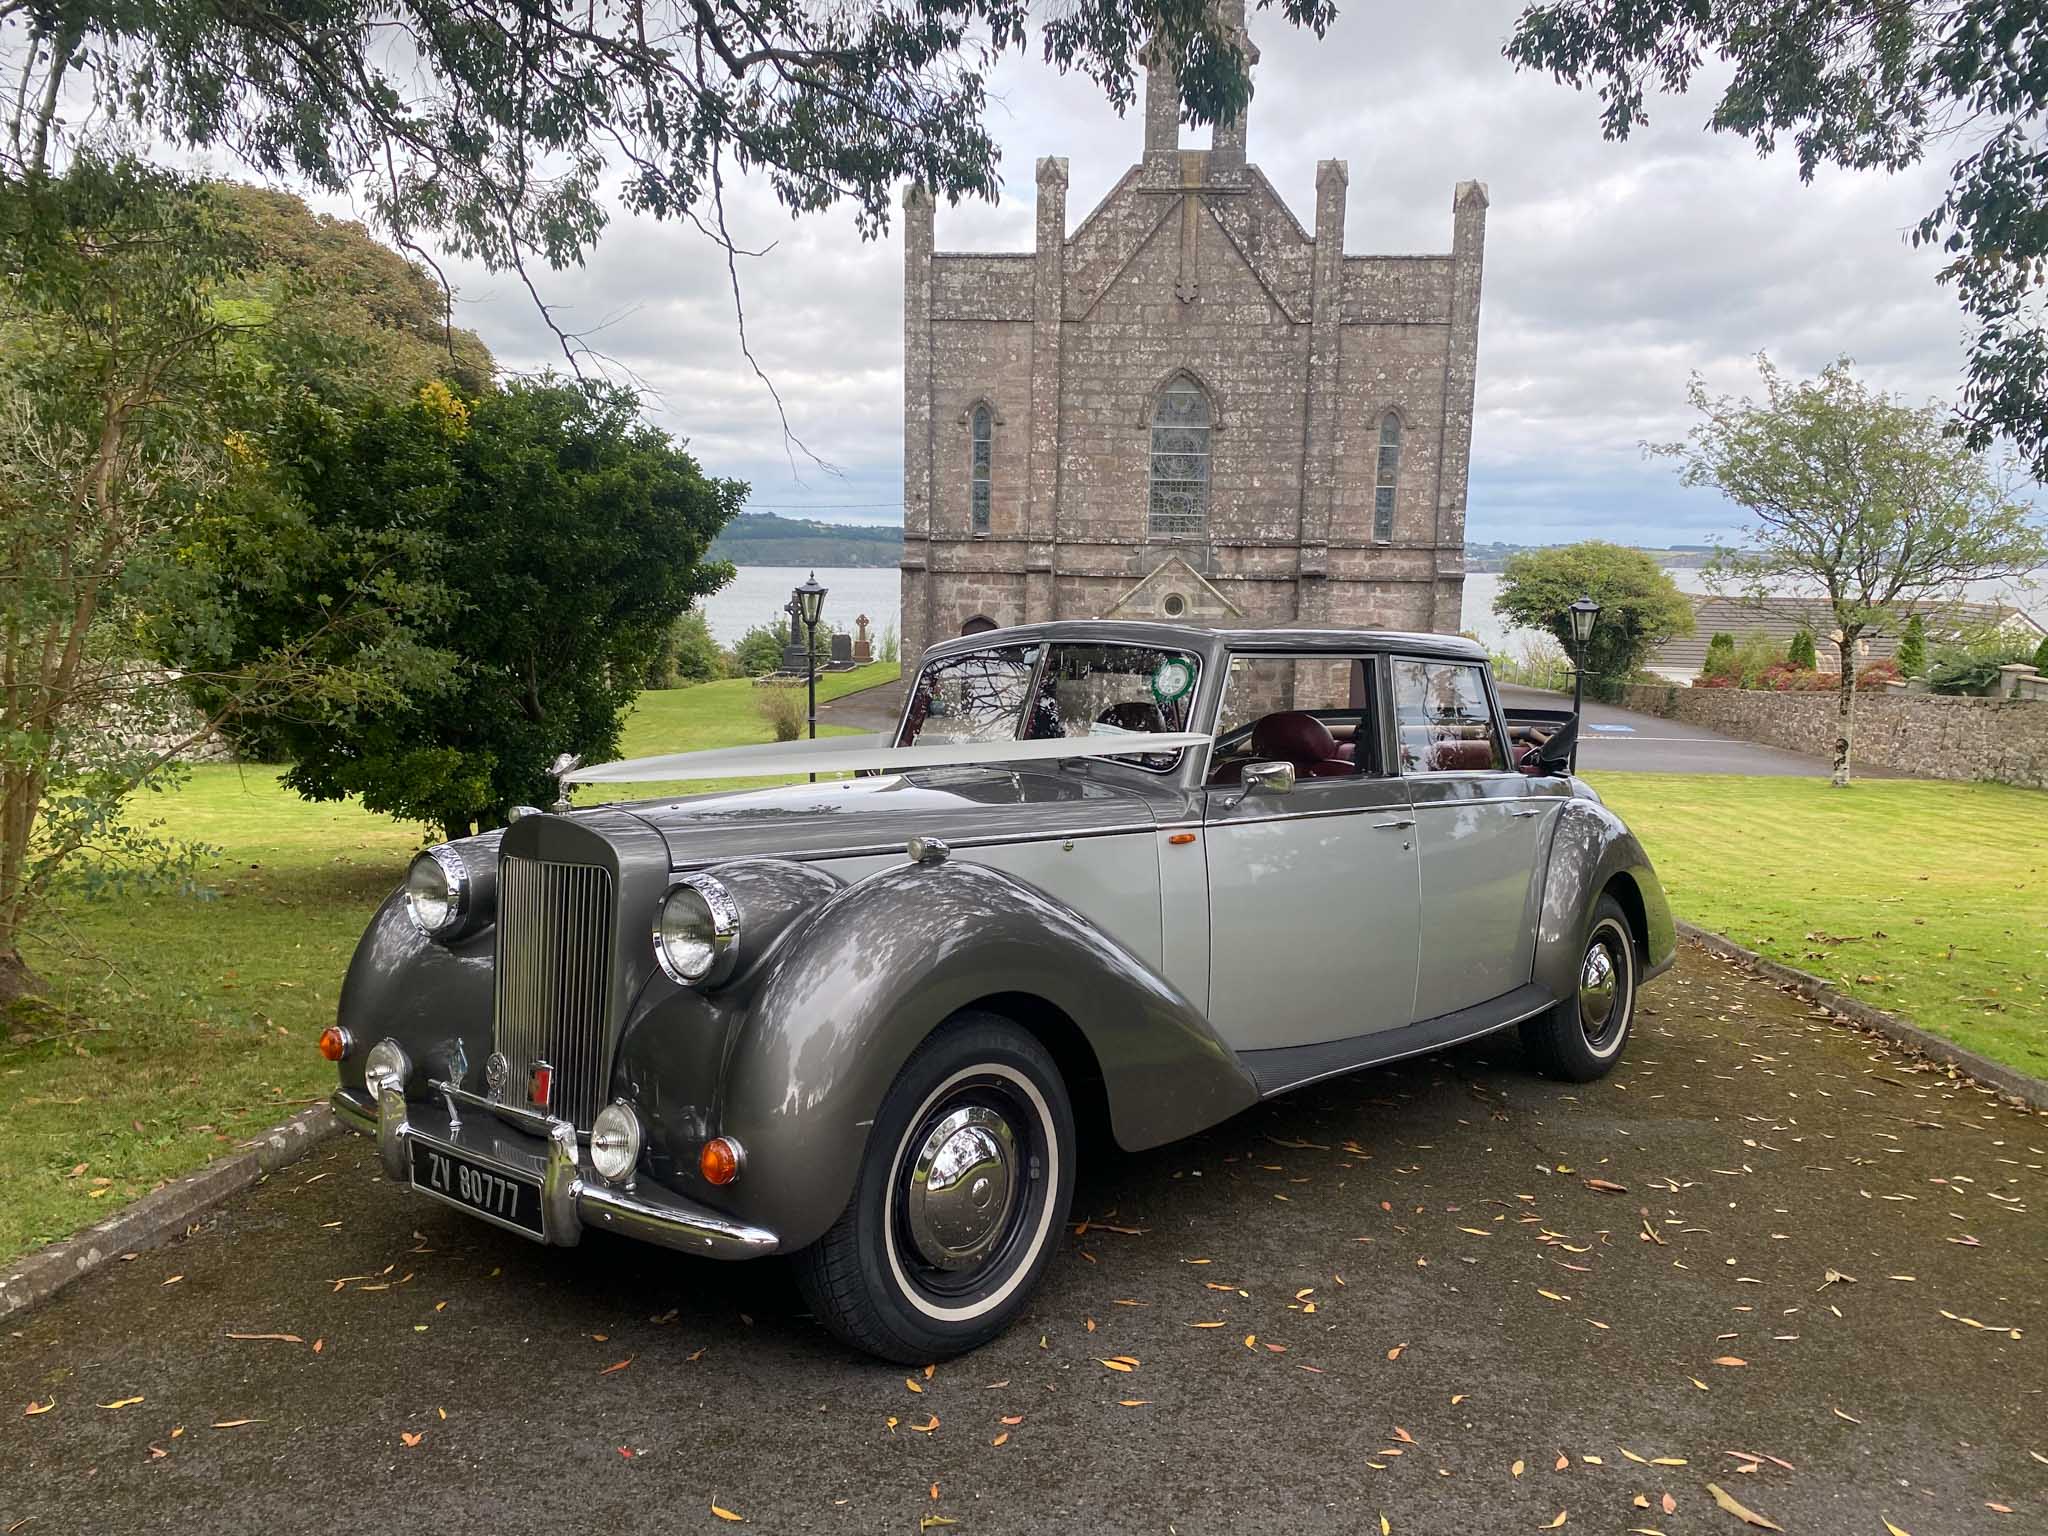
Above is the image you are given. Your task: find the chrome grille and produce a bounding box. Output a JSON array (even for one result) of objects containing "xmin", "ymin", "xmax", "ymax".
[{"xmin": 493, "ymin": 854, "xmax": 615, "ymax": 1131}]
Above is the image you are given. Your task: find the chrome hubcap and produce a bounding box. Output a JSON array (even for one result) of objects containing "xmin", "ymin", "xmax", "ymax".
[
  {"xmin": 1579, "ymin": 943, "xmax": 1617, "ymax": 1034},
  {"xmin": 904, "ymin": 1106, "xmax": 1018, "ymax": 1271}
]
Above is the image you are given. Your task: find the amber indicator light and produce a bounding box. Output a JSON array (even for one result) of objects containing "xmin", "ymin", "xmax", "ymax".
[
  {"xmin": 1167, "ymin": 832, "xmax": 1197, "ymax": 846},
  {"xmin": 700, "ymin": 1137, "xmax": 742, "ymax": 1186},
  {"xmin": 317, "ymin": 1027, "xmax": 350, "ymax": 1062}
]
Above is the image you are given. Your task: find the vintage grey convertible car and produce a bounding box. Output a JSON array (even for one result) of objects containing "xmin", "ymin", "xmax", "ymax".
[{"xmin": 325, "ymin": 622, "xmax": 1673, "ymax": 1361}]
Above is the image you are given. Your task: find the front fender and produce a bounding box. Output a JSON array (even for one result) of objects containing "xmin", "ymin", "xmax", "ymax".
[
  {"xmin": 1533, "ymin": 796, "xmax": 1677, "ymax": 1000},
  {"xmin": 716, "ymin": 858, "xmax": 1258, "ymax": 1254}
]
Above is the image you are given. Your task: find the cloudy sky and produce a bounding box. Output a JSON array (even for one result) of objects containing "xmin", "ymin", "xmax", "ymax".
[{"xmin": 400, "ymin": 1, "xmax": 1974, "ymax": 549}]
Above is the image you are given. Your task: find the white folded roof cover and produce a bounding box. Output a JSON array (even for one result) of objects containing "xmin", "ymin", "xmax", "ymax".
[{"xmin": 566, "ymin": 730, "xmax": 1213, "ymax": 785}]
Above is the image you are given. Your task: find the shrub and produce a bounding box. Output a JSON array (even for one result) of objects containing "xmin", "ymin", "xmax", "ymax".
[
  {"xmin": 669, "ymin": 609, "xmax": 727, "ymax": 683},
  {"xmin": 1728, "ymin": 630, "xmax": 1784, "ymax": 689},
  {"xmin": 1786, "ymin": 628, "xmax": 1818, "ymax": 670},
  {"xmin": 2034, "ymin": 632, "xmax": 2048, "ymax": 674},
  {"xmin": 1699, "ymin": 631, "xmax": 1736, "ymax": 683},
  {"xmin": 1896, "ymin": 613, "xmax": 1928, "ymax": 677},
  {"xmin": 1856, "ymin": 658, "xmax": 1902, "ymax": 690},
  {"xmin": 1756, "ymin": 661, "xmax": 1830, "ymax": 692},
  {"xmin": 733, "ymin": 623, "xmax": 785, "ymax": 676},
  {"xmin": 880, "ymin": 623, "xmax": 900, "ymax": 664},
  {"xmin": 1925, "ymin": 636, "xmax": 2038, "ymax": 694},
  {"xmin": 756, "ymin": 681, "xmax": 806, "ymax": 741}
]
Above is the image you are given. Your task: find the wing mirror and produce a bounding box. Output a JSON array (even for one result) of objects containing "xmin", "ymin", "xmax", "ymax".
[{"xmin": 1242, "ymin": 760, "xmax": 1296, "ymax": 797}]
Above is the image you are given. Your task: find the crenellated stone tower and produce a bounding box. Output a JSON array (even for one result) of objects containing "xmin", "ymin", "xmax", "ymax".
[{"xmin": 899, "ymin": 1, "xmax": 1486, "ymax": 664}]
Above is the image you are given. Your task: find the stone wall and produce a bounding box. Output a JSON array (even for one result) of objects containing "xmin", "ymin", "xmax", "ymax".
[{"xmin": 1620, "ymin": 683, "xmax": 2048, "ymax": 789}]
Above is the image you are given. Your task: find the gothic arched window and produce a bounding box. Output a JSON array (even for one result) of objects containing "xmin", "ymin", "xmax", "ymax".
[
  {"xmin": 1373, "ymin": 411, "xmax": 1401, "ymax": 543},
  {"xmin": 970, "ymin": 405, "xmax": 993, "ymax": 533},
  {"xmin": 1149, "ymin": 377, "xmax": 1211, "ymax": 541}
]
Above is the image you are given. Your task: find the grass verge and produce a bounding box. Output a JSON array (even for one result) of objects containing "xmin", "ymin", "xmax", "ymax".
[
  {"xmin": 1, "ymin": 664, "xmax": 897, "ymax": 1264},
  {"xmin": 1587, "ymin": 773, "xmax": 2047, "ymax": 1079}
]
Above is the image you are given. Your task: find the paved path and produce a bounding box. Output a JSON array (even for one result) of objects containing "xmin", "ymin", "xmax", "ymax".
[
  {"xmin": 4, "ymin": 948, "xmax": 2038, "ymax": 1532},
  {"xmin": 1497, "ymin": 684, "xmax": 1900, "ymax": 777}
]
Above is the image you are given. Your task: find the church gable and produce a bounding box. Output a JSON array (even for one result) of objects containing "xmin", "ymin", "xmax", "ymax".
[
  {"xmin": 1078, "ymin": 186, "xmax": 1302, "ymax": 324},
  {"xmin": 1105, "ymin": 555, "xmax": 1244, "ymax": 623}
]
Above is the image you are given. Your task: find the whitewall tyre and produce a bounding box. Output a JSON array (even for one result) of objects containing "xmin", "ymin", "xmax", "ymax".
[
  {"xmin": 1520, "ymin": 894, "xmax": 1637, "ymax": 1083},
  {"xmin": 793, "ymin": 1012, "xmax": 1075, "ymax": 1362}
]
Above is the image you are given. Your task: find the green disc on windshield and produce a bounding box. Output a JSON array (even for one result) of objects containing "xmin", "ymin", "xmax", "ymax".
[{"xmin": 1150, "ymin": 657, "xmax": 1195, "ymax": 705}]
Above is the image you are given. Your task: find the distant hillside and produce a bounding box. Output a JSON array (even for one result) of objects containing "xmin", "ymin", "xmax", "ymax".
[{"xmin": 710, "ymin": 512, "xmax": 903, "ymax": 567}]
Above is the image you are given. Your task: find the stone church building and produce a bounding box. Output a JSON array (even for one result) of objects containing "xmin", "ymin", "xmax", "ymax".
[{"xmin": 897, "ymin": 14, "xmax": 1486, "ymax": 664}]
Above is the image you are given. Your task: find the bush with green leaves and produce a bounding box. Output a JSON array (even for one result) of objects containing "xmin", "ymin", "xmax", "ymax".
[
  {"xmin": 1926, "ymin": 635, "xmax": 2042, "ymax": 696},
  {"xmin": 756, "ymin": 682, "xmax": 807, "ymax": 742},
  {"xmin": 170, "ymin": 376, "xmax": 742, "ymax": 839},
  {"xmin": 644, "ymin": 609, "xmax": 728, "ymax": 688},
  {"xmin": 1493, "ymin": 542, "xmax": 1694, "ymax": 702},
  {"xmin": 2034, "ymin": 632, "xmax": 2048, "ymax": 675},
  {"xmin": 1786, "ymin": 629, "xmax": 1818, "ymax": 670},
  {"xmin": 1896, "ymin": 613, "xmax": 1928, "ymax": 678},
  {"xmin": 1699, "ymin": 631, "xmax": 1736, "ymax": 683},
  {"xmin": 734, "ymin": 624, "xmax": 787, "ymax": 677}
]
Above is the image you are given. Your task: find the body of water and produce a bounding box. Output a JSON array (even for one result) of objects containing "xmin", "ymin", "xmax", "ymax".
[{"xmin": 699, "ymin": 562, "xmax": 2046, "ymax": 662}]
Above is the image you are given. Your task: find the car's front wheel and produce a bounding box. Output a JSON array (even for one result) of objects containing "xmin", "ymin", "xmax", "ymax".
[
  {"xmin": 793, "ymin": 1012, "xmax": 1075, "ymax": 1362},
  {"xmin": 1520, "ymin": 894, "xmax": 1637, "ymax": 1082}
]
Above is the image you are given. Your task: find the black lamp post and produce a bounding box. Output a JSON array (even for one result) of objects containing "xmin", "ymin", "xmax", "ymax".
[
  {"xmin": 1567, "ymin": 594, "xmax": 1601, "ymax": 773},
  {"xmin": 793, "ymin": 572, "xmax": 828, "ymax": 780}
]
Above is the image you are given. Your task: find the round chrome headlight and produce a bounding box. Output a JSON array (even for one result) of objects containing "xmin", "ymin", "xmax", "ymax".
[
  {"xmin": 653, "ymin": 876, "xmax": 739, "ymax": 987},
  {"xmin": 404, "ymin": 846, "xmax": 469, "ymax": 936},
  {"xmin": 590, "ymin": 1102, "xmax": 643, "ymax": 1185},
  {"xmin": 363, "ymin": 1038, "xmax": 411, "ymax": 1100}
]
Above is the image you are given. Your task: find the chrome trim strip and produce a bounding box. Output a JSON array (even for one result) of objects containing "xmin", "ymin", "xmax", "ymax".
[
  {"xmin": 1250, "ymin": 996, "xmax": 1556, "ymax": 1099},
  {"xmin": 669, "ymin": 821, "xmax": 1171, "ymax": 870}
]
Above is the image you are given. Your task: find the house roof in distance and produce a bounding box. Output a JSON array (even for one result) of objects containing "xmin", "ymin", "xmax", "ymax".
[{"xmin": 1651, "ymin": 594, "xmax": 2046, "ymax": 677}]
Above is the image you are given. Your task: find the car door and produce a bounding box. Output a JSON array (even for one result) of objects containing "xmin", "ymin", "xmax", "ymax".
[
  {"xmin": 1392, "ymin": 656, "xmax": 1554, "ymax": 1021},
  {"xmin": 1200, "ymin": 653, "xmax": 1422, "ymax": 1052}
]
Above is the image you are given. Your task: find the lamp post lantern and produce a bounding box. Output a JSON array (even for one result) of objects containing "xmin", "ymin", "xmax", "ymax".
[
  {"xmin": 793, "ymin": 572, "xmax": 828, "ymax": 781},
  {"xmin": 1567, "ymin": 594, "xmax": 1601, "ymax": 773}
]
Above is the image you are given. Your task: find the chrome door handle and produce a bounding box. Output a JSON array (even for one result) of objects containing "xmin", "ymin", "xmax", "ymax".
[
  {"xmin": 1373, "ymin": 818, "xmax": 1415, "ymax": 830},
  {"xmin": 1509, "ymin": 806, "xmax": 1546, "ymax": 818}
]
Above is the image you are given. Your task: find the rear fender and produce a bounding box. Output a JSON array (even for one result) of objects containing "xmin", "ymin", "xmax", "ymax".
[
  {"xmin": 1533, "ymin": 797, "xmax": 1677, "ymax": 999},
  {"xmin": 717, "ymin": 857, "xmax": 1257, "ymax": 1254}
]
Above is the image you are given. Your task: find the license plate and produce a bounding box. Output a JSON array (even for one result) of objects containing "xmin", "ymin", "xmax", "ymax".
[{"xmin": 409, "ymin": 1137, "xmax": 545, "ymax": 1240}]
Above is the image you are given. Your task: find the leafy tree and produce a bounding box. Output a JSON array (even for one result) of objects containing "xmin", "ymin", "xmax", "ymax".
[
  {"xmin": 2034, "ymin": 631, "xmax": 2048, "ymax": 675},
  {"xmin": 1, "ymin": 0, "xmax": 1336, "ymax": 366},
  {"xmin": 0, "ymin": 154, "xmax": 441, "ymax": 998},
  {"xmin": 1786, "ymin": 628, "xmax": 1818, "ymax": 671},
  {"xmin": 733, "ymin": 624, "xmax": 788, "ymax": 677},
  {"xmin": 1493, "ymin": 542, "xmax": 1695, "ymax": 701},
  {"xmin": 210, "ymin": 183, "xmax": 494, "ymax": 400},
  {"xmin": 1897, "ymin": 613, "xmax": 1928, "ymax": 678},
  {"xmin": 1506, "ymin": 0, "xmax": 2048, "ymax": 479},
  {"xmin": 174, "ymin": 378, "xmax": 744, "ymax": 839},
  {"xmin": 1661, "ymin": 356, "xmax": 2046, "ymax": 785}
]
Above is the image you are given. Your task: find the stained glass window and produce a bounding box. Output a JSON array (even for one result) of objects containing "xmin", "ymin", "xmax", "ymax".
[
  {"xmin": 971, "ymin": 405, "xmax": 992, "ymax": 533},
  {"xmin": 1149, "ymin": 378, "xmax": 1210, "ymax": 541},
  {"xmin": 1373, "ymin": 411, "xmax": 1401, "ymax": 543}
]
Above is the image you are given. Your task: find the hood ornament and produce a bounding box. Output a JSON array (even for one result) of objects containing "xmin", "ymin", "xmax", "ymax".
[{"xmin": 547, "ymin": 752, "xmax": 583, "ymax": 814}]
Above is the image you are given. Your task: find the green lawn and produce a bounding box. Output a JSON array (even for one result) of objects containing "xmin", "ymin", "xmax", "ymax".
[
  {"xmin": 0, "ymin": 663, "xmax": 896, "ymax": 1265},
  {"xmin": 1587, "ymin": 773, "xmax": 2048, "ymax": 1078}
]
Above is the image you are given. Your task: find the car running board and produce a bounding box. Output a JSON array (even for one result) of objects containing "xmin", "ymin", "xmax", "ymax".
[{"xmin": 1239, "ymin": 983, "xmax": 1557, "ymax": 1098}]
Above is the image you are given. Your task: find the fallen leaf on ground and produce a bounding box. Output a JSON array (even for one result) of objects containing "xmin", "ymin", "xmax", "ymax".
[
  {"xmin": 1000, "ymin": 1415, "xmax": 1023, "ymax": 1425},
  {"xmin": 1097, "ymin": 1358, "xmax": 1135, "ymax": 1372},
  {"xmin": 711, "ymin": 1504, "xmax": 743, "ymax": 1522},
  {"xmin": 905, "ymin": 1378, "xmax": 923, "ymax": 1393},
  {"xmin": 97, "ymin": 1397, "xmax": 144, "ymax": 1410},
  {"xmin": 1882, "ymin": 1521, "xmax": 1911, "ymax": 1536},
  {"xmin": 1712, "ymin": 1357, "xmax": 1747, "ymax": 1367},
  {"xmin": 910, "ymin": 1415, "xmax": 939, "ymax": 1433},
  {"xmin": 1544, "ymin": 1512, "xmax": 1568, "ymax": 1528},
  {"xmin": 24, "ymin": 1399, "xmax": 55, "ymax": 1416},
  {"xmin": 599, "ymin": 1358, "xmax": 633, "ymax": 1375},
  {"xmin": 991, "ymin": 1432, "xmax": 1009, "ymax": 1447},
  {"xmin": 1118, "ymin": 1399, "xmax": 1150, "ymax": 1407},
  {"xmin": 400, "ymin": 1432, "xmax": 423, "ymax": 1448},
  {"xmin": 211, "ymin": 1419, "xmax": 261, "ymax": 1428},
  {"xmin": 225, "ymin": 1333, "xmax": 302, "ymax": 1343},
  {"xmin": 1705, "ymin": 1482, "xmax": 1784, "ymax": 1531},
  {"xmin": 1511, "ymin": 1460, "xmax": 1524, "ymax": 1478},
  {"xmin": 1583, "ymin": 1178, "xmax": 1627, "ymax": 1193}
]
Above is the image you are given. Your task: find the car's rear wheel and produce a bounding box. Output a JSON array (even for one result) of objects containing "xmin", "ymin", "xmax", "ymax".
[
  {"xmin": 1520, "ymin": 894, "xmax": 1637, "ymax": 1083},
  {"xmin": 793, "ymin": 1012, "xmax": 1074, "ymax": 1362}
]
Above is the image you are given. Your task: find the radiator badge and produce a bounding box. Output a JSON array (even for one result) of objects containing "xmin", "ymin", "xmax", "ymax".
[{"xmin": 485, "ymin": 1051, "xmax": 509, "ymax": 1102}]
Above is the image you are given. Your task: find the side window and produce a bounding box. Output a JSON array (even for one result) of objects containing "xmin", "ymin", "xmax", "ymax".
[
  {"xmin": 1206, "ymin": 655, "xmax": 1376, "ymax": 785},
  {"xmin": 1391, "ymin": 660, "xmax": 1506, "ymax": 774}
]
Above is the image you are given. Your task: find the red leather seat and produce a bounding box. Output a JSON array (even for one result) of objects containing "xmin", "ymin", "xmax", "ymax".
[
  {"xmin": 1430, "ymin": 738, "xmax": 1500, "ymax": 772},
  {"xmin": 1250, "ymin": 712, "xmax": 1354, "ymax": 778}
]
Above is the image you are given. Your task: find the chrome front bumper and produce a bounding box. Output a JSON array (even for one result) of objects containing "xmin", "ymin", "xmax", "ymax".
[{"xmin": 329, "ymin": 1087, "xmax": 778, "ymax": 1259}]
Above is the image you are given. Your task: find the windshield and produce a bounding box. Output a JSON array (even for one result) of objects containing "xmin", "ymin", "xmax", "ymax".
[{"xmin": 899, "ymin": 642, "xmax": 1202, "ymax": 770}]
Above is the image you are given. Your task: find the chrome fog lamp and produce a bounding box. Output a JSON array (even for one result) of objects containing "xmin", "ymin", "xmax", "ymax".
[
  {"xmin": 404, "ymin": 846, "xmax": 470, "ymax": 937},
  {"xmin": 590, "ymin": 1102, "xmax": 644, "ymax": 1185},
  {"xmin": 653, "ymin": 876, "xmax": 740, "ymax": 987},
  {"xmin": 363, "ymin": 1038, "xmax": 412, "ymax": 1100}
]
